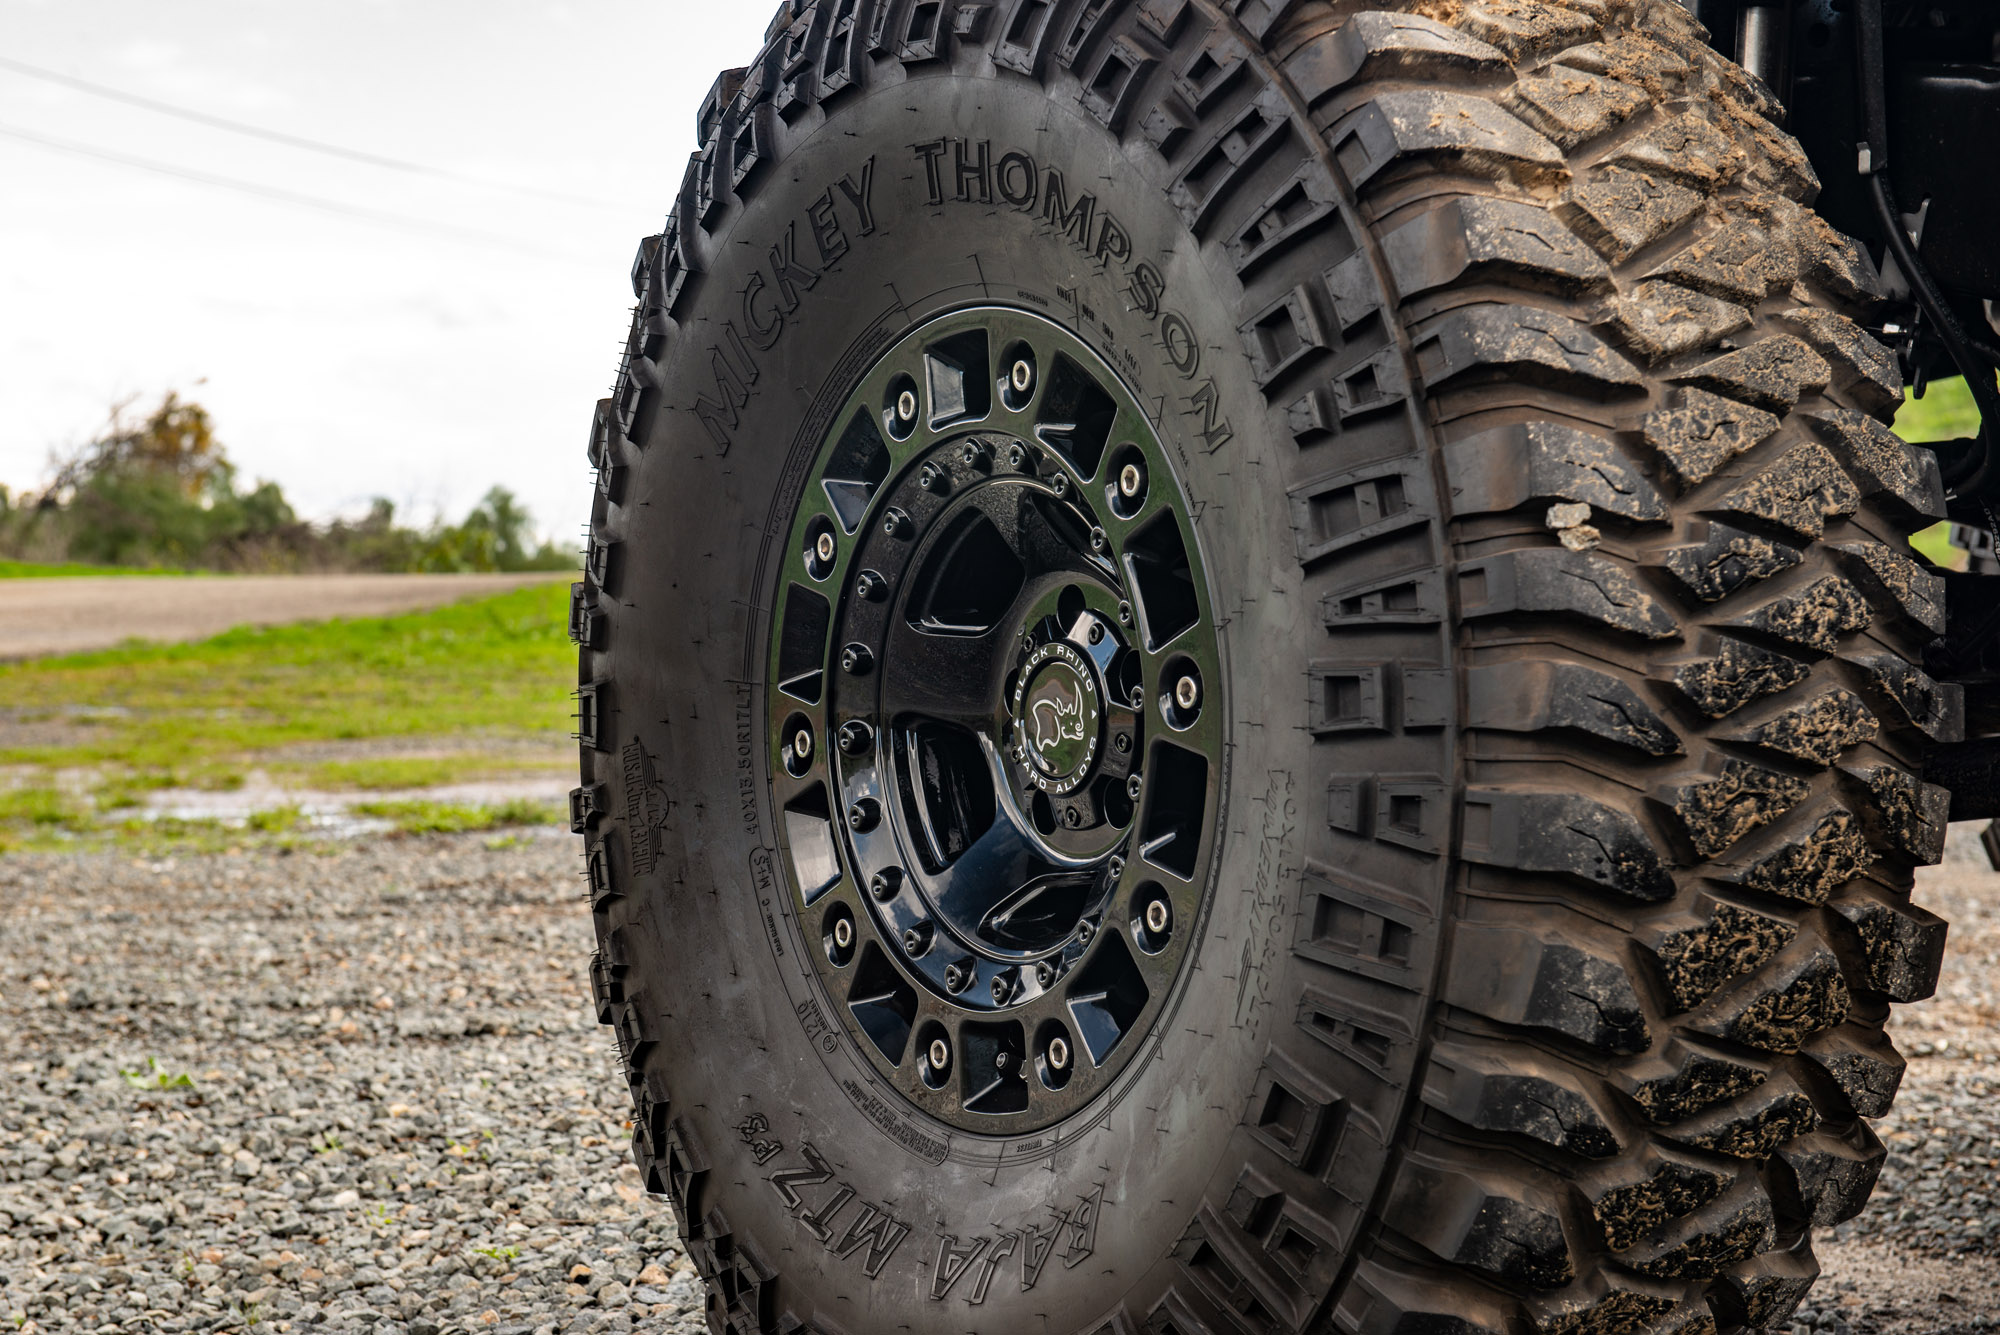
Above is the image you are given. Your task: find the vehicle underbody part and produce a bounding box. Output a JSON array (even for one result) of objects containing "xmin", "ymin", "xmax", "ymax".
[{"xmin": 576, "ymin": 2, "xmax": 1971, "ymax": 1332}]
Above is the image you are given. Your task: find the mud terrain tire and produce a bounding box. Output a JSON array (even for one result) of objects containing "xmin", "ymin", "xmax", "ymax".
[{"xmin": 574, "ymin": 2, "xmax": 1956, "ymax": 1331}]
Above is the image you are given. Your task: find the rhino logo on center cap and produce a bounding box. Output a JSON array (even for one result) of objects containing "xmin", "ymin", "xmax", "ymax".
[{"xmin": 1031, "ymin": 679, "xmax": 1087, "ymax": 761}]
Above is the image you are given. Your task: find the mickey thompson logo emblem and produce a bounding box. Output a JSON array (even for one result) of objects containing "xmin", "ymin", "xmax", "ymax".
[{"xmin": 1010, "ymin": 641, "xmax": 1101, "ymax": 797}]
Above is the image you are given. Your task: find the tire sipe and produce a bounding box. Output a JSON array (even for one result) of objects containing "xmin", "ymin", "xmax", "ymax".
[{"xmin": 573, "ymin": 2, "xmax": 1957, "ymax": 1331}]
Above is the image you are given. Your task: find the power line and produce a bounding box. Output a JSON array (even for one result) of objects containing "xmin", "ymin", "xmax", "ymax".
[
  {"xmin": 0, "ymin": 54, "xmax": 625, "ymax": 213},
  {"xmin": 0, "ymin": 120, "xmax": 596, "ymax": 264}
]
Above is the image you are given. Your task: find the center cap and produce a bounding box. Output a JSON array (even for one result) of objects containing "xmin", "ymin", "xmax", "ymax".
[{"xmin": 1011, "ymin": 641, "xmax": 1102, "ymax": 796}]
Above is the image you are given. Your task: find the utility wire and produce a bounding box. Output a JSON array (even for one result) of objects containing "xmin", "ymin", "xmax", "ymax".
[
  {"xmin": 0, "ymin": 54, "xmax": 624, "ymax": 213},
  {"xmin": 0, "ymin": 120, "xmax": 595, "ymax": 264}
]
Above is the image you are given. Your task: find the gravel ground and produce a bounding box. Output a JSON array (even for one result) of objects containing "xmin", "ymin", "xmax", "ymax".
[{"xmin": 0, "ymin": 825, "xmax": 1993, "ymax": 1334}]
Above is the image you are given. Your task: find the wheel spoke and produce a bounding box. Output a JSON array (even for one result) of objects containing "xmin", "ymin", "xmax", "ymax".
[{"xmin": 877, "ymin": 621, "xmax": 1006, "ymax": 732}]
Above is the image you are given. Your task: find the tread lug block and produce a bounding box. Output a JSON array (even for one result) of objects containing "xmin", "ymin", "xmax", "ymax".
[
  {"xmin": 634, "ymin": 225, "xmax": 694, "ymax": 330},
  {"xmin": 1830, "ymin": 892, "xmax": 1949, "ymax": 1002},
  {"xmin": 712, "ymin": 1231, "xmax": 780, "ymax": 1334},
  {"xmin": 610, "ymin": 995, "xmax": 655, "ymax": 1079},
  {"xmin": 1830, "ymin": 542, "xmax": 1945, "ymax": 635},
  {"xmin": 1414, "ymin": 305, "xmax": 1642, "ymax": 397},
  {"xmin": 1638, "ymin": 896, "xmax": 1797, "ymax": 1014},
  {"xmin": 1803, "ymin": 409, "xmax": 1947, "ymax": 526},
  {"xmin": 1685, "ymin": 944, "xmax": 1851, "ymax": 1055},
  {"xmin": 589, "ymin": 399, "xmax": 629, "ymax": 504},
  {"xmin": 1442, "ymin": 420, "xmax": 1667, "ymax": 521},
  {"xmin": 1168, "ymin": 24, "xmax": 1252, "ymax": 117},
  {"xmin": 1137, "ymin": 0, "xmax": 1198, "ymax": 46},
  {"xmin": 1851, "ymin": 651, "xmax": 1963, "ymax": 742},
  {"xmin": 1465, "ymin": 659, "xmax": 1682, "ymax": 756},
  {"xmin": 1843, "ymin": 763, "xmax": 1950, "ymax": 863},
  {"xmin": 1581, "ymin": 1143, "xmax": 1735, "ymax": 1252},
  {"xmin": 1422, "ymin": 1039, "xmax": 1623, "ymax": 1159},
  {"xmin": 1800, "ymin": 1024, "xmax": 1904, "ymax": 1118},
  {"xmin": 1728, "ymin": 809, "xmax": 1873, "ymax": 905},
  {"xmin": 1560, "ymin": 31, "xmax": 1694, "ymax": 84},
  {"xmin": 1662, "ymin": 1070, "xmax": 1819, "ymax": 1161},
  {"xmin": 1775, "ymin": 1125, "xmax": 1886, "ymax": 1227},
  {"xmin": 575, "ymin": 681, "xmax": 609, "ymax": 752},
  {"xmin": 684, "ymin": 142, "xmax": 724, "ymax": 232},
  {"xmin": 815, "ymin": 0, "xmax": 868, "ymax": 102},
  {"xmin": 655, "ymin": 1118, "xmax": 712, "ymax": 1236},
  {"xmin": 1332, "ymin": 1256, "xmax": 1513, "ymax": 1335},
  {"xmin": 1721, "ymin": 689, "xmax": 1878, "ymax": 767},
  {"xmin": 1285, "ymin": 13, "xmax": 1506, "ymax": 111},
  {"xmin": 1460, "ymin": 789, "xmax": 1675, "ymax": 902},
  {"xmin": 696, "ymin": 66, "xmax": 748, "ymax": 145},
  {"xmin": 585, "ymin": 837, "xmax": 618, "ymax": 908},
  {"xmin": 1615, "ymin": 1184, "xmax": 1774, "ymax": 1280},
  {"xmin": 1240, "ymin": 283, "xmax": 1332, "ymax": 388},
  {"xmin": 1139, "ymin": 90, "xmax": 1201, "ymax": 158},
  {"xmin": 1609, "ymin": 280, "xmax": 1751, "ymax": 365},
  {"xmin": 1452, "ymin": 0, "xmax": 1601, "ymax": 59},
  {"xmin": 1804, "ymin": 224, "xmax": 1887, "ymax": 304},
  {"xmin": 1227, "ymin": 163, "xmax": 1348, "ymax": 279},
  {"xmin": 570, "ymin": 783, "xmax": 609, "ymax": 834},
  {"xmin": 1169, "ymin": 1213, "xmax": 1298, "ymax": 1334},
  {"xmin": 589, "ymin": 942, "xmax": 629, "ymax": 1026},
  {"xmin": 1287, "ymin": 459, "xmax": 1433, "ymax": 565},
  {"xmin": 1601, "ymin": 112, "xmax": 1740, "ymax": 192},
  {"xmin": 1384, "ymin": 1158, "xmax": 1576, "ymax": 1290},
  {"xmin": 1080, "ymin": 37, "xmax": 1160, "ymax": 132},
  {"xmin": 1776, "ymin": 309, "xmax": 1902, "ymax": 410},
  {"xmin": 1655, "ymin": 522, "xmax": 1801, "ymax": 605},
  {"xmin": 1638, "ymin": 388, "xmax": 1779, "ymax": 490},
  {"xmin": 1217, "ymin": 0, "xmax": 1317, "ymax": 44},
  {"xmin": 1443, "ymin": 923, "xmax": 1651, "ymax": 1054},
  {"xmin": 1706, "ymin": 1237, "xmax": 1818, "ymax": 1329},
  {"xmin": 1322, "ymin": 566, "xmax": 1446, "ymax": 628},
  {"xmin": 1169, "ymin": 89, "xmax": 1292, "ymax": 236},
  {"xmin": 725, "ymin": 84, "xmax": 774, "ymax": 194},
  {"xmin": 1504, "ymin": 62, "xmax": 1648, "ymax": 150},
  {"xmin": 769, "ymin": 5, "xmax": 821, "ymax": 123},
  {"xmin": 1456, "ymin": 548, "xmax": 1679, "ymax": 640},
  {"xmin": 1644, "ymin": 216, "xmax": 1797, "ymax": 308},
  {"xmin": 1053, "ymin": 0, "xmax": 1121, "ymax": 70},
  {"xmin": 569, "ymin": 583, "xmax": 606, "ymax": 650},
  {"xmin": 1658, "ymin": 758, "xmax": 1809, "ymax": 859},
  {"xmin": 1295, "ymin": 861, "xmax": 1440, "ymax": 985},
  {"xmin": 1671, "ymin": 336, "xmax": 1830, "ymax": 414},
  {"xmin": 1380, "ymin": 198, "xmax": 1613, "ymax": 304},
  {"xmin": 1713, "ymin": 440, "xmax": 1859, "ymax": 540},
  {"xmin": 1243, "ymin": 1051, "xmax": 1345, "ymax": 1173},
  {"xmin": 1524, "ymin": 1275, "xmax": 1686, "ymax": 1335},
  {"xmin": 1559, "ymin": 168, "xmax": 1704, "ymax": 262},
  {"xmin": 1664, "ymin": 634, "xmax": 1809, "ymax": 719},
  {"xmin": 1329, "ymin": 92, "xmax": 1564, "ymax": 193},
  {"xmin": 586, "ymin": 533, "xmax": 619, "ymax": 594},
  {"xmin": 1616, "ymin": 1038, "xmax": 1771, "ymax": 1125}
]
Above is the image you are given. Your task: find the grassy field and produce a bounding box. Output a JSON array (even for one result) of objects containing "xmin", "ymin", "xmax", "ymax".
[
  {"xmin": 0, "ymin": 559, "xmax": 178, "ymax": 578},
  {"xmin": 0, "ymin": 581, "xmax": 573, "ymax": 850},
  {"xmin": 1894, "ymin": 377, "xmax": 1978, "ymax": 569}
]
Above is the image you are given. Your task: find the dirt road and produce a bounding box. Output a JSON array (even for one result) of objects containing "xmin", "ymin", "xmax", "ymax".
[{"xmin": 0, "ymin": 573, "xmax": 572, "ymax": 659}]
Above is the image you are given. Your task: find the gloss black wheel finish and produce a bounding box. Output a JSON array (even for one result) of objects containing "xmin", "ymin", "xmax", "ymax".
[{"xmin": 770, "ymin": 308, "xmax": 1221, "ymax": 1134}]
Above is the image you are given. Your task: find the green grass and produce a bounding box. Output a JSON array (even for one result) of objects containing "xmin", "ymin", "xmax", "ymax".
[
  {"xmin": 352, "ymin": 797, "xmax": 564, "ymax": 835},
  {"xmin": 0, "ymin": 582, "xmax": 573, "ymax": 849},
  {"xmin": 0, "ymin": 559, "xmax": 180, "ymax": 578},
  {"xmin": 1895, "ymin": 377, "xmax": 1979, "ymax": 569}
]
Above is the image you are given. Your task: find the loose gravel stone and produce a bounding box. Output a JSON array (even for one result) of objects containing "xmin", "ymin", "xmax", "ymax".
[{"xmin": 0, "ymin": 823, "xmax": 1992, "ymax": 1334}]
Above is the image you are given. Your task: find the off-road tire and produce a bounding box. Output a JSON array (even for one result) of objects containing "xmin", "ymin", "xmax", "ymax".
[{"xmin": 574, "ymin": 2, "xmax": 1957, "ymax": 1331}]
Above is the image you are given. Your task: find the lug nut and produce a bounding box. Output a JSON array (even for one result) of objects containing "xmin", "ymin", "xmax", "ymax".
[
  {"xmin": 1113, "ymin": 732, "xmax": 1130, "ymax": 754},
  {"xmin": 883, "ymin": 506, "xmax": 913, "ymax": 539},
  {"xmin": 1126, "ymin": 773, "xmax": 1144, "ymax": 801},
  {"xmin": 869, "ymin": 866, "xmax": 904, "ymax": 900},
  {"xmin": 1118, "ymin": 462, "xmax": 1145, "ymax": 500},
  {"xmin": 837, "ymin": 720, "xmax": 874, "ymax": 755},
  {"xmin": 1145, "ymin": 896, "xmax": 1171, "ymax": 936},
  {"xmin": 1174, "ymin": 674, "xmax": 1201, "ymax": 711},
  {"xmin": 896, "ymin": 389, "xmax": 918, "ymax": 423},
  {"xmin": 928, "ymin": 1036, "xmax": 951, "ymax": 1073},
  {"xmin": 1010, "ymin": 359, "xmax": 1034, "ymax": 395},
  {"xmin": 1048, "ymin": 1035, "xmax": 1071, "ymax": 1072},
  {"xmin": 903, "ymin": 921, "xmax": 934, "ymax": 957},
  {"xmin": 847, "ymin": 797, "xmax": 881, "ymax": 832},
  {"xmin": 815, "ymin": 530, "xmax": 837, "ymax": 564},
  {"xmin": 1061, "ymin": 804, "xmax": 1084, "ymax": 829},
  {"xmin": 832, "ymin": 917, "xmax": 854, "ymax": 950},
  {"xmin": 855, "ymin": 569, "xmax": 887, "ymax": 601},
  {"xmin": 792, "ymin": 728, "xmax": 814, "ymax": 763},
  {"xmin": 841, "ymin": 642, "xmax": 874, "ymax": 676}
]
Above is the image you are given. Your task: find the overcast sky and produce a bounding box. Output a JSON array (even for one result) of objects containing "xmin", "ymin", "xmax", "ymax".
[{"xmin": 0, "ymin": 1, "xmax": 774, "ymax": 541}]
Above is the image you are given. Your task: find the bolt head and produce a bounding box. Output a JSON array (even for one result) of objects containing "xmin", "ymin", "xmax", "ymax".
[
  {"xmin": 1006, "ymin": 443, "xmax": 1028, "ymax": 469},
  {"xmin": 928, "ymin": 1038, "xmax": 950, "ymax": 1071},
  {"xmin": 1061, "ymin": 805, "xmax": 1083, "ymax": 829},
  {"xmin": 1089, "ymin": 526, "xmax": 1108, "ymax": 552},
  {"xmin": 1119, "ymin": 463, "xmax": 1143, "ymax": 498},
  {"xmin": 1174, "ymin": 674, "xmax": 1200, "ymax": 711},
  {"xmin": 846, "ymin": 799, "xmax": 879, "ymax": 831},
  {"xmin": 903, "ymin": 924, "xmax": 932, "ymax": 956},
  {"xmin": 1035, "ymin": 961, "xmax": 1054, "ymax": 987},
  {"xmin": 1113, "ymin": 732, "xmax": 1130, "ymax": 754},
  {"xmin": 837, "ymin": 720, "xmax": 873, "ymax": 754},
  {"xmin": 1108, "ymin": 855, "xmax": 1125, "ymax": 879},
  {"xmin": 1117, "ymin": 601, "xmax": 1133, "ymax": 625},
  {"xmin": 991, "ymin": 974, "xmax": 1011, "ymax": 1003},
  {"xmin": 1145, "ymin": 898, "xmax": 1170, "ymax": 935},
  {"xmin": 1075, "ymin": 921, "xmax": 1095, "ymax": 946},
  {"xmin": 814, "ymin": 531, "xmax": 836, "ymax": 563},
  {"xmin": 869, "ymin": 867, "xmax": 902, "ymax": 900},
  {"xmin": 855, "ymin": 569, "xmax": 886, "ymax": 601},
  {"xmin": 841, "ymin": 643, "xmax": 873, "ymax": 676},
  {"xmin": 1088, "ymin": 621, "xmax": 1105, "ymax": 644},
  {"xmin": 1010, "ymin": 360, "xmax": 1033, "ymax": 394},
  {"xmin": 1048, "ymin": 1036, "xmax": 1070, "ymax": 1071},
  {"xmin": 1050, "ymin": 474, "xmax": 1069, "ymax": 498},
  {"xmin": 1126, "ymin": 773, "xmax": 1144, "ymax": 801},
  {"xmin": 944, "ymin": 964, "xmax": 964, "ymax": 992},
  {"xmin": 896, "ymin": 389, "xmax": 918, "ymax": 422}
]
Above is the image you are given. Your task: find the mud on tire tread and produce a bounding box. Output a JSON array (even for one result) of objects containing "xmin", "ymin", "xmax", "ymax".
[{"xmin": 576, "ymin": 2, "xmax": 1949, "ymax": 1332}]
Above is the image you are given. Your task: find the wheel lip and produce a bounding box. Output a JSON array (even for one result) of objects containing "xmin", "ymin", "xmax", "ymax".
[{"xmin": 764, "ymin": 303, "xmax": 1230, "ymax": 1140}]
